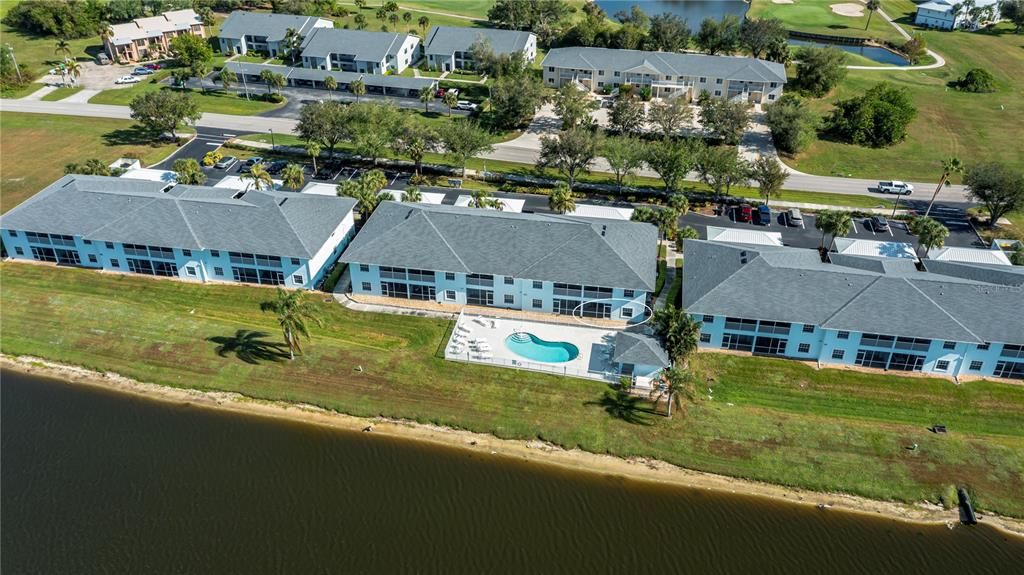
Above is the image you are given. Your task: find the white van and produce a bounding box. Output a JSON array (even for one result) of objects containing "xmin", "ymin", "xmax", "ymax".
[{"xmin": 787, "ymin": 208, "xmax": 803, "ymax": 226}]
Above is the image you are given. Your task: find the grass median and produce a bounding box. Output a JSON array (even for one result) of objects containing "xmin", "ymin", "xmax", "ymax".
[{"xmin": 2, "ymin": 263, "xmax": 1022, "ymax": 517}]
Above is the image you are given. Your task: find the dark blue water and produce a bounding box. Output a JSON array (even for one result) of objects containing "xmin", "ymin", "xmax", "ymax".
[
  {"xmin": 789, "ymin": 38, "xmax": 911, "ymax": 66},
  {"xmin": 595, "ymin": 0, "xmax": 749, "ymax": 24}
]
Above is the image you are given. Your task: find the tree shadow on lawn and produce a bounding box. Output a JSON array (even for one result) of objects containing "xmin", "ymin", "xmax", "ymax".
[
  {"xmin": 102, "ymin": 125, "xmax": 171, "ymax": 147},
  {"xmin": 586, "ymin": 388, "xmax": 657, "ymax": 426},
  {"xmin": 208, "ymin": 330, "xmax": 290, "ymax": 364}
]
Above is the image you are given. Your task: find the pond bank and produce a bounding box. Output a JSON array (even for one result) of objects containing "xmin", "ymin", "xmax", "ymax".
[{"xmin": 5, "ymin": 353, "xmax": 1023, "ymax": 539}]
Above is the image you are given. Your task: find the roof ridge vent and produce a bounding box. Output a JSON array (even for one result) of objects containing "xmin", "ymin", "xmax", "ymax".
[
  {"xmin": 278, "ymin": 198, "xmax": 288, "ymax": 206},
  {"xmin": 232, "ymin": 191, "xmax": 247, "ymax": 200}
]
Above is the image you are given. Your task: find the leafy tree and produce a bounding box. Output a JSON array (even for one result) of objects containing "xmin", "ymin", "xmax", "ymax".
[
  {"xmin": 350, "ymin": 78, "xmax": 366, "ymax": 102},
  {"xmin": 901, "ymin": 33, "xmax": 927, "ymax": 65},
  {"xmin": 395, "ymin": 122, "xmax": 439, "ymax": 175},
  {"xmin": 1002, "ymin": 0, "xmax": 1024, "ymax": 33},
  {"xmin": 795, "ymin": 46, "xmax": 848, "ymax": 97},
  {"xmin": 925, "ymin": 157, "xmax": 964, "ymax": 216},
  {"xmin": 1010, "ymin": 244, "xmax": 1024, "ymax": 266},
  {"xmin": 602, "ymin": 136, "xmax": 647, "ymax": 191},
  {"xmin": 827, "ymin": 82, "xmax": 916, "ymax": 147},
  {"xmin": 129, "ymin": 90, "xmax": 201, "ymax": 140},
  {"xmin": 219, "ymin": 68, "xmax": 234, "ymax": 91},
  {"xmin": 439, "ymin": 120, "xmax": 493, "ymax": 176},
  {"xmin": 348, "ymin": 102, "xmax": 406, "ymax": 165},
  {"xmin": 296, "ymin": 100, "xmax": 349, "ymax": 159},
  {"xmin": 306, "ymin": 141, "xmax": 321, "ymax": 173},
  {"xmin": 647, "ymin": 97, "xmax": 693, "ymax": 138},
  {"xmin": 538, "ymin": 128, "xmax": 602, "ymax": 188},
  {"xmin": 469, "ymin": 189, "xmax": 503, "ymax": 210},
  {"xmin": 698, "ymin": 97, "xmax": 750, "ymax": 145},
  {"xmin": 281, "ymin": 163, "xmax": 305, "ymax": 192},
  {"xmin": 764, "ymin": 93, "xmax": 819, "ymax": 154},
  {"xmin": 487, "ymin": 0, "xmax": 532, "ymax": 29},
  {"xmin": 694, "ymin": 15, "xmax": 741, "ymax": 55},
  {"xmin": 963, "ymin": 163, "xmax": 1024, "ymax": 227},
  {"xmin": 552, "ymin": 83, "xmax": 598, "ymax": 130},
  {"xmin": 644, "ymin": 137, "xmax": 702, "ymax": 194},
  {"xmin": 741, "ymin": 18, "xmax": 789, "ymax": 61},
  {"xmin": 4, "ymin": 1, "xmax": 104, "ymax": 39},
  {"xmin": 652, "ymin": 305, "xmax": 702, "ymax": 366},
  {"xmin": 954, "ymin": 68, "xmax": 997, "ymax": 93},
  {"xmin": 170, "ymin": 33, "xmax": 212, "ymax": 70},
  {"xmin": 547, "ymin": 182, "xmax": 576, "ymax": 214},
  {"xmin": 418, "ymin": 85, "xmax": 434, "ymax": 112},
  {"xmin": 907, "ymin": 216, "xmax": 949, "ymax": 258},
  {"xmin": 202, "ymin": 150, "xmax": 223, "ymax": 167},
  {"xmin": 609, "ymin": 93, "xmax": 646, "ymax": 135},
  {"xmin": 355, "ymin": 0, "xmax": 367, "ymax": 8},
  {"xmin": 865, "ymin": 0, "xmax": 881, "ymax": 30},
  {"xmin": 241, "ymin": 164, "xmax": 273, "ymax": 191},
  {"xmin": 489, "ymin": 72, "xmax": 544, "ymax": 129},
  {"xmin": 748, "ymin": 155, "xmax": 788, "ymax": 206},
  {"xmin": 442, "ymin": 90, "xmax": 458, "ymax": 117},
  {"xmin": 171, "ymin": 67, "xmax": 191, "ymax": 89},
  {"xmin": 697, "ymin": 146, "xmax": 749, "ymax": 196},
  {"xmin": 259, "ymin": 289, "xmax": 323, "ymax": 360},
  {"xmin": 676, "ymin": 225, "xmax": 699, "ymax": 250},
  {"xmin": 324, "ymin": 74, "xmax": 337, "ymax": 98},
  {"xmin": 646, "ymin": 12, "xmax": 690, "ymax": 51},
  {"xmin": 64, "ymin": 158, "xmax": 111, "ymax": 176},
  {"xmin": 172, "ymin": 158, "xmax": 205, "ymax": 185},
  {"xmin": 814, "ymin": 209, "xmax": 853, "ymax": 250},
  {"xmin": 403, "ymin": 186, "xmax": 422, "ymax": 203}
]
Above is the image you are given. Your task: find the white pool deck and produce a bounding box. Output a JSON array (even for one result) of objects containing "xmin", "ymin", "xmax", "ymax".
[{"xmin": 445, "ymin": 312, "xmax": 621, "ymax": 382}]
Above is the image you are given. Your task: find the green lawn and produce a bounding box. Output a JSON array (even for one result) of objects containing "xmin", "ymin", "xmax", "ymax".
[
  {"xmin": 0, "ymin": 22, "xmax": 100, "ymax": 78},
  {"xmin": 0, "ymin": 112, "xmax": 188, "ymax": 212},
  {"xmin": 89, "ymin": 82, "xmax": 285, "ymax": 115},
  {"xmin": 445, "ymin": 71, "xmax": 485, "ymax": 82},
  {"xmin": 2, "ymin": 263, "xmax": 1022, "ymax": 517},
  {"xmin": 39, "ymin": 85, "xmax": 83, "ymax": 101},
  {"xmin": 333, "ymin": 5, "xmax": 490, "ymax": 33},
  {"xmin": 232, "ymin": 54, "xmax": 270, "ymax": 64},
  {"xmin": 747, "ymin": 0, "xmax": 908, "ymax": 44},
  {"xmin": 0, "ymin": 81, "xmax": 45, "ymax": 99},
  {"xmin": 784, "ymin": 22, "xmax": 1024, "ymax": 181}
]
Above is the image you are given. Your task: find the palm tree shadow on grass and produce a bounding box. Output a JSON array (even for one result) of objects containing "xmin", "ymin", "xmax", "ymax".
[
  {"xmin": 208, "ymin": 330, "xmax": 290, "ymax": 364},
  {"xmin": 586, "ymin": 388, "xmax": 656, "ymax": 426}
]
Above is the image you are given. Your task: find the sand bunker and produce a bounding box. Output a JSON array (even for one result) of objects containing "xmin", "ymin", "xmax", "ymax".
[
  {"xmin": 772, "ymin": 0, "xmax": 794, "ymax": 4},
  {"xmin": 831, "ymin": 3, "xmax": 866, "ymax": 17}
]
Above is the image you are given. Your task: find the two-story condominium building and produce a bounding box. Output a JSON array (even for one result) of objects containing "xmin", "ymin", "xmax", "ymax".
[
  {"xmin": 339, "ymin": 202, "xmax": 658, "ymax": 322},
  {"xmin": 218, "ymin": 11, "xmax": 333, "ymax": 57},
  {"xmin": 104, "ymin": 9, "xmax": 205, "ymax": 63},
  {"xmin": 914, "ymin": 0, "xmax": 1000, "ymax": 30},
  {"xmin": 423, "ymin": 26, "xmax": 537, "ymax": 72},
  {"xmin": 0, "ymin": 175, "xmax": 357, "ymax": 290},
  {"xmin": 300, "ymin": 28, "xmax": 420, "ymax": 75},
  {"xmin": 542, "ymin": 47, "xmax": 787, "ymax": 103},
  {"xmin": 682, "ymin": 240, "xmax": 1024, "ymax": 380}
]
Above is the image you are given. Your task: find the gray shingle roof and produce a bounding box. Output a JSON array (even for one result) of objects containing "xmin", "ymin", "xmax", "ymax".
[
  {"xmin": 219, "ymin": 11, "xmax": 329, "ymax": 43},
  {"xmin": 613, "ymin": 331, "xmax": 670, "ymax": 368},
  {"xmin": 340, "ymin": 202, "xmax": 658, "ymax": 291},
  {"xmin": 542, "ymin": 47, "xmax": 787, "ymax": 84},
  {"xmin": 682, "ymin": 240, "xmax": 1024, "ymax": 345},
  {"xmin": 300, "ymin": 28, "xmax": 414, "ymax": 62},
  {"xmin": 424, "ymin": 26, "xmax": 534, "ymax": 57},
  {"xmin": 224, "ymin": 62, "xmax": 436, "ymax": 90},
  {"xmin": 0, "ymin": 175, "xmax": 356, "ymax": 259}
]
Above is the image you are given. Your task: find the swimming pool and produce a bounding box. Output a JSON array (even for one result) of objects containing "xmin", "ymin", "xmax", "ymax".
[{"xmin": 505, "ymin": 332, "xmax": 580, "ymax": 363}]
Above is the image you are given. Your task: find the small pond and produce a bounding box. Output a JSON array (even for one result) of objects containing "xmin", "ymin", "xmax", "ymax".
[{"xmin": 789, "ymin": 38, "xmax": 911, "ymax": 66}]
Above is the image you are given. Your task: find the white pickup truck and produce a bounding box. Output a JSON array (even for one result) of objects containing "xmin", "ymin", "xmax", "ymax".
[{"xmin": 877, "ymin": 181, "xmax": 914, "ymax": 195}]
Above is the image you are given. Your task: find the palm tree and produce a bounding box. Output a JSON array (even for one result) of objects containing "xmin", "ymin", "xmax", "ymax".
[
  {"xmin": 282, "ymin": 163, "xmax": 304, "ymax": 192},
  {"xmin": 442, "ymin": 91, "xmax": 458, "ymax": 117},
  {"xmin": 650, "ymin": 367, "xmax": 697, "ymax": 419},
  {"xmin": 418, "ymin": 15, "xmax": 430, "ymax": 35},
  {"xmin": 388, "ymin": 12, "xmax": 400, "ymax": 28},
  {"xmin": 418, "ymin": 85, "xmax": 435, "ymax": 113},
  {"xmin": 173, "ymin": 158, "xmax": 206, "ymax": 185},
  {"xmin": 815, "ymin": 210, "xmax": 853, "ymax": 251},
  {"xmin": 259, "ymin": 289, "xmax": 323, "ymax": 360},
  {"xmin": 652, "ymin": 305, "xmax": 702, "ymax": 366},
  {"xmin": 548, "ymin": 182, "xmax": 576, "ymax": 214},
  {"xmin": 306, "ymin": 141, "xmax": 322, "ymax": 173},
  {"xmin": 54, "ymin": 39, "xmax": 72, "ymax": 62},
  {"xmin": 324, "ymin": 75, "xmax": 337, "ymax": 100},
  {"xmin": 282, "ymin": 27, "xmax": 302, "ymax": 64},
  {"xmin": 403, "ymin": 186, "xmax": 422, "ymax": 202},
  {"xmin": 667, "ymin": 193, "xmax": 689, "ymax": 214},
  {"xmin": 360, "ymin": 169, "xmax": 388, "ymax": 194},
  {"xmin": 354, "ymin": 13, "xmax": 368, "ymax": 29},
  {"xmin": 469, "ymin": 189, "xmax": 502, "ymax": 210},
  {"xmin": 65, "ymin": 60, "xmax": 82, "ymax": 85},
  {"xmin": 350, "ymin": 78, "xmax": 366, "ymax": 102},
  {"xmin": 908, "ymin": 216, "xmax": 950, "ymax": 258},
  {"xmin": 241, "ymin": 163, "xmax": 273, "ymax": 191},
  {"xmin": 865, "ymin": 0, "xmax": 881, "ymax": 30},
  {"xmin": 355, "ymin": 0, "xmax": 367, "ymax": 8},
  {"xmin": 220, "ymin": 68, "xmax": 234, "ymax": 91},
  {"xmin": 925, "ymin": 157, "xmax": 964, "ymax": 216},
  {"xmin": 402, "ymin": 11, "xmax": 413, "ymax": 31}
]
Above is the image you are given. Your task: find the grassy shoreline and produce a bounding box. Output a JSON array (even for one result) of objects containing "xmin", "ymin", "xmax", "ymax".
[{"xmin": 2, "ymin": 263, "xmax": 1022, "ymax": 518}]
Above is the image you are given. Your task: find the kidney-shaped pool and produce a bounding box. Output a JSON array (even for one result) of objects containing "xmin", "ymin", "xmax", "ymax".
[{"xmin": 505, "ymin": 332, "xmax": 580, "ymax": 363}]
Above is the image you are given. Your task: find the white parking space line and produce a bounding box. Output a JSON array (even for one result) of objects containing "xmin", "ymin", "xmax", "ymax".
[
  {"xmin": 867, "ymin": 221, "xmax": 876, "ymax": 236},
  {"xmin": 888, "ymin": 226, "xmax": 894, "ymax": 237},
  {"xmin": 205, "ymin": 142, "xmax": 222, "ymax": 146}
]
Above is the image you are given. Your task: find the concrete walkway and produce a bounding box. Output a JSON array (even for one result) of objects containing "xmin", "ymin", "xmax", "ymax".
[
  {"xmin": 63, "ymin": 88, "xmax": 100, "ymax": 103},
  {"xmin": 20, "ymin": 85, "xmax": 56, "ymax": 100}
]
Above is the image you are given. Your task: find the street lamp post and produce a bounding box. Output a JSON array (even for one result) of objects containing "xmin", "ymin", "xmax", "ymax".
[
  {"xmin": 269, "ymin": 128, "xmax": 275, "ymax": 152},
  {"xmin": 5, "ymin": 44, "xmax": 22, "ymax": 82},
  {"xmin": 240, "ymin": 66, "xmax": 250, "ymax": 100}
]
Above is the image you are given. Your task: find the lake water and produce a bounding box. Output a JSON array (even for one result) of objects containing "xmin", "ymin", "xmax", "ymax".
[
  {"xmin": 595, "ymin": 0, "xmax": 749, "ymax": 24},
  {"xmin": 789, "ymin": 38, "xmax": 911, "ymax": 66},
  {"xmin": 3, "ymin": 370, "xmax": 1023, "ymax": 573}
]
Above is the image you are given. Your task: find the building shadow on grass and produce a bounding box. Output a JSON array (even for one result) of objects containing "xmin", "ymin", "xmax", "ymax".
[
  {"xmin": 587, "ymin": 388, "xmax": 656, "ymax": 426},
  {"xmin": 208, "ymin": 330, "xmax": 289, "ymax": 364}
]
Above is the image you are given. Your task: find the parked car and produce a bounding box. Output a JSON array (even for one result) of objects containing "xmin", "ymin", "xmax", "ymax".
[
  {"xmin": 736, "ymin": 204, "xmax": 753, "ymax": 222},
  {"xmin": 870, "ymin": 215, "xmax": 890, "ymax": 232},
  {"xmin": 445, "ymin": 88, "xmax": 459, "ymax": 98},
  {"xmin": 435, "ymin": 88, "xmax": 446, "ymax": 97},
  {"xmin": 878, "ymin": 181, "xmax": 914, "ymax": 195},
  {"xmin": 787, "ymin": 208, "xmax": 803, "ymax": 227},
  {"xmin": 214, "ymin": 156, "xmax": 238, "ymax": 169},
  {"xmin": 115, "ymin": 75, "xmax": 141, "ymax": 84},
  {"xmin": 96, "ymin": 53, "xmax": 111, "ymax": 65},
  {"xmin": 265, "ymin": 160, "xmax": 288, "ymax": 175},
  {"xmin": 455, "ymin": 100, "xmax": 478, "ymax": 111},
  {"xmin": 757, "ymin": 205, "xmax": 772, "ymax": 226},
  {"xmin": 143, "ymin": 63, "xmax": 162, "ymax": 70},
  {"xmin": 132, "ymin": 67, "xmax": 154, "ymax": 75},
  {"xmin": 239, "ymin": 157, "xmax": 264, "ymax": 173}
]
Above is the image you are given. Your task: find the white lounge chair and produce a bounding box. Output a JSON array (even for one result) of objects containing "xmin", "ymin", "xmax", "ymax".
[
  {"xmin": 473, "ymin": 344, "xmax": 492, "ymax": 352},
  {"xmin": 473, "ymin": 317, "xmax": 488, "ymax": 327},
  {"xmin": 457, "ymin": 325, "xmax": 472, "ymax": 334},
  {"xmin": 474, "ymin": 353, "xmax": 493, "ymax": 360}
]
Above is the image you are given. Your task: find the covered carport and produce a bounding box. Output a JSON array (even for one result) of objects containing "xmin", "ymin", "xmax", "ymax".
[{"xmin": 223, "ymin": 62, "xmax": 436, "ymax": 99}]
